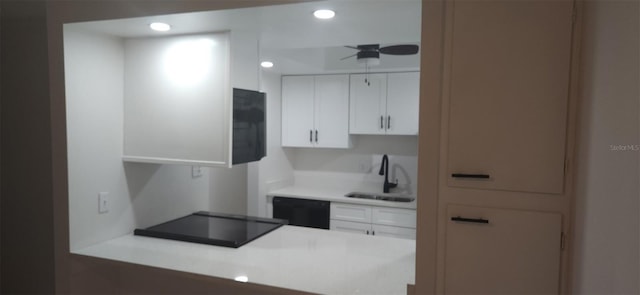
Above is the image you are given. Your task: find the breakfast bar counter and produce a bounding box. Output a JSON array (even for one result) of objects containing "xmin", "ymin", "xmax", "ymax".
[{"xmin": 73, "ymin": 225, "xmax": 415, "ymax": 295}]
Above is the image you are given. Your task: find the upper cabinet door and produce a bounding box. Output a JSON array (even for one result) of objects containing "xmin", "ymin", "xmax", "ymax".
[
  {"xmin": 446, "ymin": 0, "xmax": 574, "ymax": 194},
  {"xmin": 282, "ymin": 76, "xmax": 315, "ymax": 147},
  {"xmin": 386, "ymin": 72, "xmax": 420, "ymax": 135},
  {"xmin": 349, "ymin": 73, "xmax": 387, "ymax": 135},
  {"xmin": 314, "ymin": 75, "xmax": 350, "ymax": 148}
]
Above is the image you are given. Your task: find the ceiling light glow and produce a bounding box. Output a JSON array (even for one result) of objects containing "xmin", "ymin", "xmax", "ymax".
[
  {"xmin": 150, "ymin": 22, "xmax": 171, "ymax": 32},
  {"xmin": 260, "ymin": 61, "xmax": 274, "ymax": 68},
  {"xmin": 313, "ymin": 9, "xmax": 335, "ymax": 19},
  {"xmin": 234, "ymin": 276, "xmax": 249, "ymax": 283},
  {"xmin": 163, "ymin": 38, "xmax": 216, "ymax": 86}
]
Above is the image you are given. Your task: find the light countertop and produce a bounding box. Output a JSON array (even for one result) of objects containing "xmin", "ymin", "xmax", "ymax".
[
  {"xmin": 73, "ymin": 225, "xmax": 415, "ymax": 295},
  {"xmin": 267, "ymin": 186, "xmax": 418, "ymax": 210}
]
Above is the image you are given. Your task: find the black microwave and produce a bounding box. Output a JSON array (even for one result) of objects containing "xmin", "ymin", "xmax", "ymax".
[{"xmin": 232, "ymin": 88, "xmax": 266, "ymax": 165}]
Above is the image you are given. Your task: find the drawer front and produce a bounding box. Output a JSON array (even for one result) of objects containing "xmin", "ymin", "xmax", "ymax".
[
  {"xmin": 330, "ymin": 203, "xmax": 372, "ymax": 223},
  {"xmin": 330, "ymin": 220, "xmax": 371, "ymax": 235},
  {"xmin": 372, "ymin": 224, "xmax": 416, "ymax": 240},
  {"xmin": 372, "ymin": 207, "xmax": 416, "ymax": 228}
]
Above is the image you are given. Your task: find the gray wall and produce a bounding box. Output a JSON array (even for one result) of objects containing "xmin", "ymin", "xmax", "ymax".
[
  {"xmin": 1, "ymin": 0, "xmax": 56, "ymax": 293},
  {"xmin": 2, "ymin": 0, "xmax": 306, "ymax": 293},
  {"xmin": 572, "ymin": 1, "xmax": 640, "ymax": 293}
]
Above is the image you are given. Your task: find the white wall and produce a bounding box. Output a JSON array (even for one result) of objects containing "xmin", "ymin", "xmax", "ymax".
[
  {"xmin": 209, "ymin": 165, "xmax": 247, "ymax": 215},
  {"xmin": 572, "ymin": 1, "xmax": 639, "ymax": 294},
  {"xmin": 65, "ymin": 28, "xmax": 210, "ymax": 251},
  {"xmin": 291, "ymin": 136, "xmax": 419, "ymax": 195}
]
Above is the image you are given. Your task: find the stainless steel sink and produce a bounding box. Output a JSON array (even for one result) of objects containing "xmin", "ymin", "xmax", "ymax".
[{"xmin": 345, "ymin": 192, "xmax": 415, "ymax": 203}]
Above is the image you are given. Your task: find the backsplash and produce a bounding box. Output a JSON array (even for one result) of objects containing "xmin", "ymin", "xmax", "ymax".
[
  {"xmin": 284, "ymin": 135, "xmax": 418, "ymax": 195},
  {"xmin": 287, "ymin": 135, "xmax": 419, "ymax": 197},
  {"xmin": 288, "ymin": 135, "xmax": 417, "ymax": 172}
]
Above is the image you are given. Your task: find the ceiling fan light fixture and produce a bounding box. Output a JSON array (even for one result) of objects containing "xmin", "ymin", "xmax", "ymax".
[
  {"xmin": 313, "ymin": 9, "xmax": 335, "ymax": 19},
  {"xmin": 357, "ymin": 51, "xmax": 380, "ymax": 66}
]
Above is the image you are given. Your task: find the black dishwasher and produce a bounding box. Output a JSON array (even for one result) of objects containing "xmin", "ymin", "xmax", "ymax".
[{"xmin": 272, "ymin": 197, "xmax": 330, "ymax": 230}]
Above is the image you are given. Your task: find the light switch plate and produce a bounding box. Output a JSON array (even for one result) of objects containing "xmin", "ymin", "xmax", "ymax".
[{"xmin": 98, "ymin": 192, "xmax": 109, "ymax": 214}]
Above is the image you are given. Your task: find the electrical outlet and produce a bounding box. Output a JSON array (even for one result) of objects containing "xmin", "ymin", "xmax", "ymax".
[
  {"xmin": 98, "ymin": 192, "xmax": 109, "ymax": 214},
  {"xmin": 192, "ymin": 166, "xmax": 203, "ymax": 178}
]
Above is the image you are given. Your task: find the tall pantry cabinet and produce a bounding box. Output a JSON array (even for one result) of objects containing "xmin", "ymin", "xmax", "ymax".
[{"xmin": 435, "ymin": 0, "xmax": 579, "ymax": 294}]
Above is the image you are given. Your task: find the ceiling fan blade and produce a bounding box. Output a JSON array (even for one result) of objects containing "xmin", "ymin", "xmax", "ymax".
[
  {"xmin": 344, "ymin": 45, "xmax": 360, "ymax": 50},
  {"xmin": 379, "ymin": 44, "xmax": 419, "ymax": 55},
  {"xmin": 340, "ymin": 53, "xmax": 359, "ymax": 60},
  {"xmin": 357, "ymin": 44, "xmax": 380, "ymax": 51}
]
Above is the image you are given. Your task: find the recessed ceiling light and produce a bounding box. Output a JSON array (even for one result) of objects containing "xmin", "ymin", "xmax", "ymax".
[
  {"xmin": 313, "ymin": 9, "xmax": 335, "ymax": 20},
  {"xmin": 234, "ymin": 276, "xmax": 249, "ymax": 283},
  {"xmin": 149, "ymin": 22, "xmax": 171, "ymax": 32},
  {"xmin": 260, "ymin": 61, "xmax": 274, "ymax": 68}
]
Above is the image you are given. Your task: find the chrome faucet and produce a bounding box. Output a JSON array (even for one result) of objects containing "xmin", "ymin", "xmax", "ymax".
[{"xmin": 378, "ymin": 154, "xmax": 398, "ymax": 193}]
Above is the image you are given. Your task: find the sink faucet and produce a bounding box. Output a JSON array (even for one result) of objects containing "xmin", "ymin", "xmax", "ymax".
[{"xmin": 378, "ymin": 154, "xmax": 398, "ymax": 193}]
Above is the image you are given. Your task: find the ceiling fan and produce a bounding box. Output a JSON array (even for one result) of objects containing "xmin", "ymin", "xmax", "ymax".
[
  {"xmin": 340, "ymin": 44, "xmax": 420, "ymax": 65},
  {"xmin": 341, "ymin": 44, "xmax": 419, "ymax": 85}
]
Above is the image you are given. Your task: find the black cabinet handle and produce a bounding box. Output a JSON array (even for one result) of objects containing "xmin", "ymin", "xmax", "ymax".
[
  {"xmin": 380, "ymin": 116, "xmax": 384, "ymax": 129},
  {"xmin": 451, "ymin": 173, "xmax": 490, "ymax": 179},
  {"xmin": 366, "ymin": 230, "xmax": 369, "ymax": 235},
  {"xmin": 387, "ymin": 116, "xmax": 391, "ymax": 129},
  {"xmin": 315, "ymin": 130, "xmax": 318, "ymax": 143},
  {"xmin": 451, "ymin": 216, "xmax": 489, "ymax": 224},
  {"xmin": 309, "ymin": 130, "xmax": 313, "ymax": 143}
]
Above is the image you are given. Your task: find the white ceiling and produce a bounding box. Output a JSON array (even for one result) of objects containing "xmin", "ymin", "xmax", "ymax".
[{"xmin": 66, "ymin": 0, "xmax": 422, "ymax": 74}]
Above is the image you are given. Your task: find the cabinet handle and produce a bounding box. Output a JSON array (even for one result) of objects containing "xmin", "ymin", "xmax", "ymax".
[
  {"xmin": 372, "ymin": 231, "xmax": 375, "ymax": 236},
  {"xmin": 366, "ymin": 230, "xmax": 369, "ymax": 235},
  {"xmin": 451, "ymin": 173, "xmax": 490, "ymax": 179},
  {"xmin": 387, "ymin": 116, "xmax": 391, "ymax": 129},
  {"xmin": 451, "ymin": 216, "xmax": 489, "ymax": 224},
  {"xmin": 309, "ymin": 130, "xmax": 313, "ymax": 143},
  {"xmin": 315, "ymin": 130, "xmax": 318, "ymax": 143},
  {"xmin": 380, "ymin": 116, "xmax": 384, "ymax": 129}
]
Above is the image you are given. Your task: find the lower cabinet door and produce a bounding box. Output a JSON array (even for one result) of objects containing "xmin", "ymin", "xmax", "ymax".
[
  {"xmin": 330, "ymin": 220, "xmax": 371, "ymax": 235},
  {"xmin": 445, "ymin": 205, "xmax": 562, "ymax": 294},
  {"xmin": 330, "ymin": 203, "xmax": 372, "ymax": 223},
  {"xmin": 372, "ymin": 207, "xmax": 417, "ymax": 228},
  {"xmin": 372, "ymin": 224, "xmax": 416, "ymax": 240}
]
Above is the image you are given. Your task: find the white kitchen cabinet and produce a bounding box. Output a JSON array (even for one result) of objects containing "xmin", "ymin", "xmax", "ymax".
[
  {"xmin": 386, "ymin": 72, "xmax": 420, "ymax": 135},
  {"xmin": 372, "ymin": 206, "xmax": 417, "ymax": 228},
  {"xmin": 371, "ymin": 224, "xmax": 416, "ymax": 240},
  {"xmin": 281, "ymin": 75, "xmax": 350, "ymax": 148},
  {"xmin": 330, "ymin": 202, "xmax": 416, "ymax": 239},
  {"xmin": 330, "ymin": 220, "xmax": 416, "ymax": 240},
  {"xmin": 445, "ymin": 0, "xmax": 573, "ymax": 194},
  {"xmin": 281, "ymin": 76, "xmax": 314, "ymax": 147},
  {"xmin": 330, "ymin": 219, "xmax": 372, "ymax": 235},
  {"xmin": 349, "ymin": 73, "xmax": 387, "ymax": 135},
  {"xmin": 122, "ymin": 32, "xmax": 232, "ymax": 167},
  {"xmin": 444, "ymin": 205, "xmax": 562, "ymax": 294},
  {"xmin": 349, "ymin": 72, "xmax": 419, "ymax": 135},
  {"xmin": 330, "ymin": 202, "xmax": 372, "ymax": 223}
]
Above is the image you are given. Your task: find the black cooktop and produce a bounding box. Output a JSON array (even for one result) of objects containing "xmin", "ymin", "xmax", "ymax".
[{"xmin": 134, "ymin": 211, "xmax": 287, "ymax": 248}]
